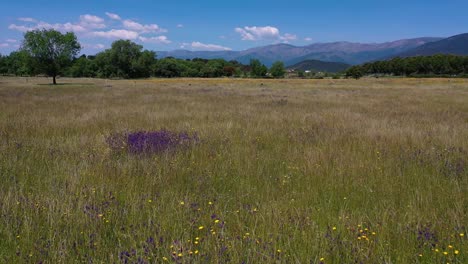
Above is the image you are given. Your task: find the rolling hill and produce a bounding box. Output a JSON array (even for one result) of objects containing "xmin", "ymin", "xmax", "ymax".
[{"xmin": 286, "ymin": 60, "xmax": 351, "ymax": 73}]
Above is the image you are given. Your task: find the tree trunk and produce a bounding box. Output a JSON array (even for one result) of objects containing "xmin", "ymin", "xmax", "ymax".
[{"xmin": 53, "ymin": 75, "xmax": 57, "ymax": 85}]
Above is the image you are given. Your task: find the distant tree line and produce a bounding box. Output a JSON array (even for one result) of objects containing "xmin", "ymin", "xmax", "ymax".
[
  {"xmin": 0, "ymin": 29, "xmax": 287, "ymax": 81},
  {"xmin": 346, "ymin": 55, "xmax": 468, "ymax": 79}
]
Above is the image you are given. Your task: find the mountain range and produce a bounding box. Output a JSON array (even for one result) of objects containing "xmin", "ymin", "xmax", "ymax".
[
  {"xmin": 157, "ymin": 33, "xmax": 468, "ymax": 69},
  {"xmin": 158, "ymin": 37, "xmax": 442, "ymax": 66},
  {"xmin": 389, "ymin": 33, "xmax": 468, "ymax": 58}
]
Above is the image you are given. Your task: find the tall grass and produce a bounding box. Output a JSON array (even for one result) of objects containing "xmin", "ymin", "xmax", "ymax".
[{"xmin": 0, "ymin": 77, "xmax": 467, "ymax": 263}]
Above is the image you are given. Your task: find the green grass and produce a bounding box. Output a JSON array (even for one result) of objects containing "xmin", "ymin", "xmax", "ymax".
[{"xmin": 0, "ymin": 77, "xmax": 467, "ymax": 263}]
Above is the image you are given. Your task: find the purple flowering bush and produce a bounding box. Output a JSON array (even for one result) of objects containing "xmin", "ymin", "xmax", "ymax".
[{"xmin": 106, "ymin": 130, "xmax": 199, "ymax": 155}]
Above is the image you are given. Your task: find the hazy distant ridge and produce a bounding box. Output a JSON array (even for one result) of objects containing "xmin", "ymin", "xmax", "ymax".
[{"xmin": 158, "ymin": 37, "xmax": 442, "ymax": 66}]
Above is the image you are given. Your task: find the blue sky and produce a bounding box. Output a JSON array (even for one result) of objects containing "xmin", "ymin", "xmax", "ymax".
[{"xmin": 1, "ymin": 0, "xmax": 468, "ymax": 55}]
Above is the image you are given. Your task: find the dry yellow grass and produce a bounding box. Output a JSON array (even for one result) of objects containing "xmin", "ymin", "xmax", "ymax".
[{"xmin": 0, "ymin": 77, "xmax": 467, "ymax": 263}]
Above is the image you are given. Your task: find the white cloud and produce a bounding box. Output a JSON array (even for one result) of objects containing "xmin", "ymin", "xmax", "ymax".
[
  {"xmin": 139, "ymin": 36, "xmax": 171, "ymax": 44},
  {"xmin": 182, "ymin": 42, "xmax": 232, "ymax": 51},
  {"xmin": 9, "ymin": 14, "xmax": 105, "ymax": 34},
  {"xmin": 235, "ymin": 26, "xmax": 297, "ymax": 42},
  {"xmin": 176, "ymin": 24, "xmax": 184, "ymax": 28},
  {"xmin": 79, "ymin": 14, "xmax": 106, "ymax": 29},
  {"xmin": 9, "ymin": 24, "xmax": 32, "ymax": 32},
  {"xmin": 105, "ymin": 12, "xmax": 121, "ymax": 20},
  {"xmin": 280, "ymin": 33, "xmax": 297, "ymax": 42},
  {"xmin": 80, "ymin": 14, "xmax": 104, "ymax": 24},
  {"xmin": 235, "ymin": 26, "xmax": 279, "ymax": 40},
  {"xmin": 0, "ymin": 43, "xmax": 9, "ymax": 48},
  {"xmin": 123, "ymin": 19, "xmax": 166, "ymax": 33},
  {"xmin": 18, "ymin": 17, "xmax": 37, "ymax": 22},
  {"xmin": 92, "ymin": 29, "xmax": 139, "ymax": 40},
  {"xmin": 304, "ymin": 37, "xmax": 313, "ymax": 42},
  {"xmin": 6, "ymin": 39, "xmax": 17, "ymax": 43},
  {"xmin": 82, "ymin": 43, "xmax": 106, "ymax": 49}
]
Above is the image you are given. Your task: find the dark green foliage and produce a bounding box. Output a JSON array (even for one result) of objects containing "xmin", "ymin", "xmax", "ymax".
[
  {"xmin": 153, "ymin": 57, "xmax": 246, "ymax": 78},
  {"xmin": 287, "ymin": 59, "xmax": 351, "ymax": 73},
  {"xmin": 0, "ymin": 50, "xmax": 36, "ymax": 76},
  {"xmin": 250, "ymin": 59, "xmax": 268, "ymax": 78},
  {"xmin": 22, "ymin": 29, "xmax": 81, "ymax": 84},
  {"xmin": 347, "ymin": 55, "xmax": 468, "ymax": 78},
  {"xmin": 270, "ymin": 61, "xmax": 286, "ymax": 78},
  {"xmin": 94, "ymin": 40, "xmax": 157, "ymax": 79},
  {"xmin": 154, "ymin": 58, "xmax": 183, "ymax": 78},
  {"xmin": 0, "ymin": 34, "xmax": 274, "ymax": 79},
  {"xmin": 67, "ymin": 55, "xmax": 97, "ymax": 78}
]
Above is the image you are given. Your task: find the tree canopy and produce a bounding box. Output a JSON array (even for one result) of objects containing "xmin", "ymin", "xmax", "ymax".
[
  {"xmin": 270, "ymin": 61, "xmax": 286, "ymax": 78},
  {"xmin": 346, "ymin": 55, "xmax": 468, "ymax": 78},
  {"xmin": 249, "ymin": 59, "xmax": 268, "ymax": 78},
  {"xmin": 21, "ymin": 29, "xmax": 81, "ymax": 84}
]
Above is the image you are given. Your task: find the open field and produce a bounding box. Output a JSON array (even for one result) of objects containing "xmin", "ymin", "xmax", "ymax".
[{"xmin": 0, "ymin": 77, "xmax": 467, "ymax": 263}]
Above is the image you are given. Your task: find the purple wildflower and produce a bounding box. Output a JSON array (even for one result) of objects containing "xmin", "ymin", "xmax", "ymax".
[{"xmin": 106, "ymin": 130, "xmax": 199, "ymax": 155}]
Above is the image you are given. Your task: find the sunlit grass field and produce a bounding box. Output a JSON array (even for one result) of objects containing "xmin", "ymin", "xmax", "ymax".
[{"xmin": 0, "ymin": 77, "xmax": 467, "ymax": 263}]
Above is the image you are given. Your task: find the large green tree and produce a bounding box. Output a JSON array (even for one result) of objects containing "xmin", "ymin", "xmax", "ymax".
[
  {"xmin": 270, "ymin": 61, "xmax": 286, "ymax": 78},
  {"xmin": 22, "ymin": 29, "xmax": 81, "ymax": 84},
  {"xmin": 249, "ymin": 59, "xmax": 268, "ymax": 78},
  {"xmin": 94, "ymin": 40, "xmax": 157, "ymax": 78}
]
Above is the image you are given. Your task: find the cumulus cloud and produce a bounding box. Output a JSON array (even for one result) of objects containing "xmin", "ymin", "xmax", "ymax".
[
  {"xmin": 8, "ymin": 13, "xmax": 170, "ymax": 45},
  {"xmin": 8, "ymin": 24, "xmax": 32, "ymax": 32},
  {"xmin": 82, "ymin": 43, "xmax": 106, "ymax": 49},
  {"xmin": 235, "ymin": 26, "xmax": 279, "ymax": 40},
  {"xmin": 18, "ymin": 17, "xmax": 37, "ymax": 22},
  {"xmin": 9, "ymin": 14, "xmax": 105, "ymax": 33},
  {"xmin": 123, "ymin": 19, "xmax": 167, "ymax": 33},
  {"xmin": 139, "ymin": 36, "xmax": 171, "ymax": 44},
  {"xmin": 105, "ymin": 12, "xmax": 121, "ymax": 20},
  {"xmin": 79, "ymin": 14, "xmax": 106, "ymax": 29},
  {"xmin": 235, "ymin": 26, "xmax": 297, "ymax": 42},
  {"xmin": 181, "ymin": 42, "xmax": 232, "ymax": 51},
  {"xmin": 80, "ymin": 14, "xmax": 104, "ymax": 24},
  {"xmin": 92, "ymin": 29, "xmax": 139, "ymax": 40},
  {"xmin": 280, "ymin": 33, "xmax": 297, "ymax": 41}
]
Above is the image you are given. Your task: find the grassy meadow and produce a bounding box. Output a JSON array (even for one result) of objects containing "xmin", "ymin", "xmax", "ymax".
[{"xmin": 0, "ymin": 77, "xmax": 467, "ymax": 263}]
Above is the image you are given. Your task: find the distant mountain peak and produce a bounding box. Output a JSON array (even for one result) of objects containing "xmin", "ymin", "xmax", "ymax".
[
  {"xmin": 157, "ymin": 36, "xmax": 449, "ymax": 66},
  {"xmin": 392, "ymin": 33, "xmax": 468, "ymax": 58}
]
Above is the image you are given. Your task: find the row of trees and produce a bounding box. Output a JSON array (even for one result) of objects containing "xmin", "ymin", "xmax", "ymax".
[
  {"xmin": 0, "ymin": 29, "xmax": 286, "ymax": 83},
  {"xmin": 346, "ymin": 55, "xmax": 468, "ymax": 79}
]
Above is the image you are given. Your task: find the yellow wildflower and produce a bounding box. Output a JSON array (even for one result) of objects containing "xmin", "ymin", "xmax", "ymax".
[
  {"xmin": 198, "ymin": 226, "xmax": 204, "ymax": 230},
  {"xmin": 454, "ymin": 250, "xmax": 459, "ymax": 255}
]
